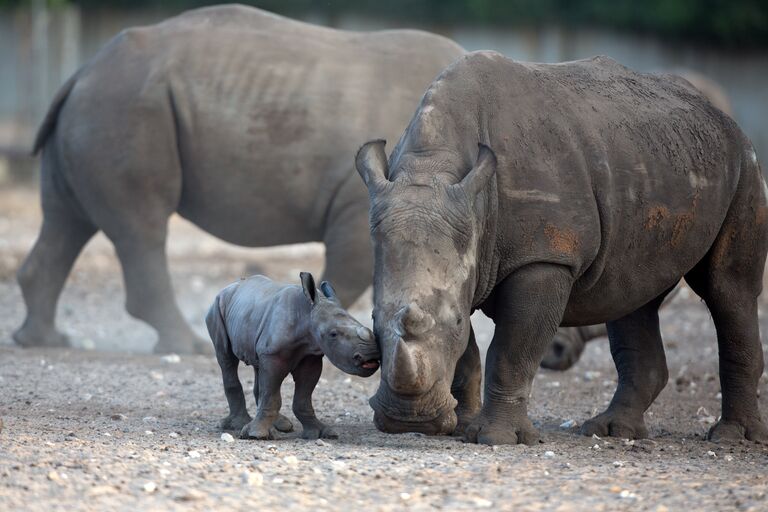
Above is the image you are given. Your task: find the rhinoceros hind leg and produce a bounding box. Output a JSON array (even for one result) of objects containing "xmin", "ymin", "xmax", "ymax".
[
  {"xmin": 685, "ymin": 240, "xmax": 768, "ymax": 442},
  {"xmin": 581, "ymin": 288, "xmax": 672, "ymax": 439},
  {"xmin": 14, "ymin": 210, "xmax": 96, "ymax": 348},
  {"xmin": 110, "ymin": 227, "xmax": 209, "ymax": 355}
]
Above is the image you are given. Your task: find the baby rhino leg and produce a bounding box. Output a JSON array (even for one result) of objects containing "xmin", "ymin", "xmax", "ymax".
[
  {"xmin": 241, "ymin": 356, "xmax": 290, "ymax": 440},
  {"xmin": 252, "ymin": 366, "xmax": 294, "ymax": 433},
  {"xmin": 292, "ymin": 355, "xmax": 338, "ymax": 440}
]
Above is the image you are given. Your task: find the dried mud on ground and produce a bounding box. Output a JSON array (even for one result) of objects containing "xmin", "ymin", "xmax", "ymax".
[{"xmin": 1, "ymin": 185, "xmax": 767, "ymax": 511}]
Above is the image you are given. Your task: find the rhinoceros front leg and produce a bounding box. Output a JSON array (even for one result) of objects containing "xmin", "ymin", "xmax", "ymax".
[
  {"xmin": 291, "ymin": 355, "xmax": 338, "ymax": 440},
  {"xmin": 451, "ymin": 326, "xmax": 482, "ymax": 436},
  {"xmin": 581, "ymin": 290, "xmax": 671, "ymax": 439},
  {"xmin": 464, "ymin": 264, "xmax": 573, "ymax": 446},
  {"xmin": 241, "ymin": 355, "xmax": 290, "ymax": 440}
]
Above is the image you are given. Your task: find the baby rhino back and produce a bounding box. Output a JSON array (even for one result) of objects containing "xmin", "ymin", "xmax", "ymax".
[{"xmin": 217, "ymin": 276, "xmax": 315, "ymax": 366}]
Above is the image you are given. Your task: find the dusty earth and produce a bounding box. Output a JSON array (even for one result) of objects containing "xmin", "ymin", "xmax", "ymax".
[{"xmin": 1, "ymin": 184, "xmax": 767, "ymax": 511}]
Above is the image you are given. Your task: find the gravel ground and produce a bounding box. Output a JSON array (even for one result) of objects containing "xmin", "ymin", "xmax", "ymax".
[{"xmin": 1, "ymin": 185, "xmax": 767, "ymax": 511}]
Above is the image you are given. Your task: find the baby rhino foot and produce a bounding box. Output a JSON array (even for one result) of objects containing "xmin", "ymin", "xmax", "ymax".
[
  {"xmin": 240, "ymin": 418, "xmax": 279, "ymax": 440},
  {"xmin": 708, "ymin": 418, "xmax": 768, "ymax": 444},
  {"xmin": 301, "ymin": 422, "xmax": 339, "ymax": 440},
  {"xmin": 274, "ymin": 414, "xmax": 294, "ymax": 433},
  {"xmin": 219, "ymin": 412, "xmax": 252, "ymax": 432},
  {"xmin": 581, "ymin": 409, "xmax": 648, "ymax": 439}
]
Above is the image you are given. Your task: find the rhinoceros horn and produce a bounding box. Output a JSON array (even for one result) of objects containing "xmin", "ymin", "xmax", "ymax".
[
  {"xmin": 389, "ymin": 338, "xmax": 426, "ymax": 393},
  {"xmin": 394, "ymin": 303, "xmax": 435, "ymax": 338}
]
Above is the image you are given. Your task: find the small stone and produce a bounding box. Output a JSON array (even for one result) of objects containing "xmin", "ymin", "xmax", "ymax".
[
  {"xmin": 175, "ymin": 489, "xmax": 206, "ymax": 502},
  {"xmin": 272, "ymin": 477, "xmax": 284, "ymax": 484},
  {"xmin": 110, "ymin": 414, "xmax": 126, "ymax": 421},
  {"xmin": 144, "ymin": 430, "xmax": 154, "ymax": 436},
  {"xmin": 473, "ymin": 497, "xmax": 493, "ymax": 508},
  {"xmin": 330, "ymin": 460, "xmax": 347, "ymax": 472},
  {"xmin": 543, "ymin": 451, "xmax": 555, "ymax": 458},
  {"xmin": 143, "ymin": 481, "xmax": 157, "ymax": 493},
  {"xmin": 169, "ymin": 432, "xmax": 180, "ymax": 438},
  {"xmin": 559, "ymin": 419, "xmax": 577, "ymax": 429},
  {"xmin": 220, "ymin": 433, "xmax": 235, "ymax": 443},
  {"xmin": 241, "ymin": 470, "xmax": 264, "ymax": 486},
  {"xmin": 724, "ymin": 455, "xmax": 734, "ymax": 462},
  {"xmin": 142, "ymin": 416, "xmax": 157, "ymax": 423},
  {"xmin": 47, "ymin": 471, "xmax": 63, "ymax": 483},
  {"xmin": 592, "ymin": 444, "xmax": 600, "ymax": 450},
  {"xmin": 400, "ymin": 493, "xmax": 411, "ymax": 500},
  {"xmin": 188, "ymin": 450, "xmax": 201, "ymax": 458},
  {"xmin": 610, "ymin": 485, "xmax": 622, "ymax": 493},
  {"xmin": 283, "ymin": 455, "xmax": 298, "ymax": 465},
  {"xmin": 706, "ymin": 450, "xmax": 717, "ymax": 458},
  {"xmin": 161, "ymin": 354, "xmax": 181, "ymax": 364},
  {"xmin": 315, "ymin": 439, "xmax": 328, "ymax": 447},
  {"xmin": 87, "ymin": 485, "xmax": 116, "ymax": 497},
  {"xmin": 613, "ymin": 461, "xmax": 624, "ymax": 467},
  {"xmin": 620, "ymin": 490, "xmax": 636, "ymax": 499}
]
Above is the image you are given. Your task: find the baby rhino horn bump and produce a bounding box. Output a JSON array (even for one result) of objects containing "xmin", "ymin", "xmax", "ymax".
[
  {"xmin": 397, "ymin": 303, "xmax": 435, "ymax": 337},
  {"xmin": 357, "ymin": 326, "xmax": 373, "ymax": 342}
]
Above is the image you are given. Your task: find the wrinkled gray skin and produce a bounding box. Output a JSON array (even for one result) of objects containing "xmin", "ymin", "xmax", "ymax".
[
  {"xmin": 358, "ymin": 51, "xmax": 768, "ymax": 445},
  {"xmin": 13, "ymin": 4, "xmax": 464, "ymax": 354},
  {"xmin": 541, "ymin": 71, "xmax": 731, "ymax": 372},
  {"xmin": 206, "ymin": 272, "xmax": 380, "ymax": 440}
]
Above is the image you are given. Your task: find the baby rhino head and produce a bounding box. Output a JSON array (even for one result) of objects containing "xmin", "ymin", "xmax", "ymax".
[{"xmin": 300, "ymin": 272, "xmax": 380, "ymax": 377}]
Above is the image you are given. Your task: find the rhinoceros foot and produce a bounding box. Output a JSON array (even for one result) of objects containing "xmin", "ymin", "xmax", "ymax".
[
  {"xmin": 581, "ymin": 408, "xmax": 648, "ymax": 439},
  {"xmin": 240, "ymin": 418, "xmax": 279, "ymax": 440},
  {"xmin": 462, "ymin": 411, "xmax": 540, "ymax": 446},
  {"xmin": 707, "ymin": 418, "xmax": 768, "ymax": 444},
  {"xmin": 219, "ymin": 412, "xmax": 252, "ymax": 432},
  {"xmin": 273, "ymin": 414, "xmax": 294, "ymax": 433},
  {"xmin": 300, "ymin": 422, "xmax": 338, "ymax": 440},
  {"xmin": 153, "ymin": 334, "xmax": 212, "ymax": 356},
  {"xmin": 13, "ymin": 324, "xmax": 71, "ymax": 349}
]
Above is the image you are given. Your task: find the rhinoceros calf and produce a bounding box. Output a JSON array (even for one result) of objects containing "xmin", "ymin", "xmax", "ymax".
[
  {"xmin": 357, "ymin": 51, "xmax": 767, "ymax": 445},
  {"xmin": 206, "ymin": 273, "xmax": 380, "ymax": 440},
  {"xmin": 14, "ymin": 4, "xmax": 464, "ymax": 354}
]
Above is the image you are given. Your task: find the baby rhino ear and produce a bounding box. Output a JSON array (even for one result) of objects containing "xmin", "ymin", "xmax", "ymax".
[
  {"xmin": 300, "ymin": 272, "xmax": 316, "ymax": 305},
  {"xmin": 320, "ymin": 281, "xmax": 339, "ymax": 302}
]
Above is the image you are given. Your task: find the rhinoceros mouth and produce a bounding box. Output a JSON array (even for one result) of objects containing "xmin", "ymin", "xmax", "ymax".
[{"xmin": 369, "ymin": 381, "xmax": 458, "ymax": 433}]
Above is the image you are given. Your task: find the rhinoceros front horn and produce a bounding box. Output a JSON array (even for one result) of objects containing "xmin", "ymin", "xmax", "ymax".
[
  {"xmin": 388, "ymin": 338, "xmax": 428, "ymax": 394},
  {"xmin": 395, "ymin": 303, "xmax": 435, "ymax": 338}
]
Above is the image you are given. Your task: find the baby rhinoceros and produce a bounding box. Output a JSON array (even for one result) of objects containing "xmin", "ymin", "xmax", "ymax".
[{"xmin": 206, "ymin": 272, "xmax": 380, "ymax": 440}]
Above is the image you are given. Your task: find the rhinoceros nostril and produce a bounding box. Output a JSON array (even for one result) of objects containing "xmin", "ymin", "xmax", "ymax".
[{"xmin": 353, "ymin": 353, "xmax": 363, "ymax": 363}]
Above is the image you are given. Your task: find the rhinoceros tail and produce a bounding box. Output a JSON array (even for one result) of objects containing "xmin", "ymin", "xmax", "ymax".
[{"xmin": 32, "ymin": 70, "xmax": 80, "ymax": 156}]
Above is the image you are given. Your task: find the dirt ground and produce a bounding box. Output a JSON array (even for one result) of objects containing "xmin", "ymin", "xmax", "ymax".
[{"xmin": 1, "ymin": 184, "xmax": 767, "ymax": 511}]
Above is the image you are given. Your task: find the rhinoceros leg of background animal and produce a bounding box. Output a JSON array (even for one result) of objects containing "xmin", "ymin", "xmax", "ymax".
[
  {"xmin": 451, "ymin": 326, "xmax": 483, "ymax": 435},
  {"xmin": 14, "ymin": 169, "xmax": 97, "ymax": 348},
  {"xmin": 541, "ymin": 285, "xmax": 681, "ymax": 371}
]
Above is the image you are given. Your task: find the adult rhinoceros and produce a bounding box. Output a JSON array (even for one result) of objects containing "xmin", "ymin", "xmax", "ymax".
[
  {"xmin": 357, "ymin": 51, "xmax": 767, "ymax": 444},
  {"xmin": 13, "ymin": 5, "xmax": 464, "ymax": 354}
]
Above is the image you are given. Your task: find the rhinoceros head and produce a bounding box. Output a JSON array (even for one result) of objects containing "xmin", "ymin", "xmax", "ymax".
[
  {"xmin": 355, "ymin": 140, "xmax": 497, "ymax": 435},
  {"xmin": 300, "ymin": 272, "xmax": 380, "ymax": 377}
]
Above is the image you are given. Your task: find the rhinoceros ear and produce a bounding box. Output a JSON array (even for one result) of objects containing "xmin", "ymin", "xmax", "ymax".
[
  {"xmin": 456, "ymin": 143, "xmax": 497, "ymax": 198},
  {"xmin": 319, "ymin": 281, "xmax": 340, "ymax": 304},
  {"xmin": 300, "ymin": 272, "xmax": 317, "ymax": 305},
  {"xmin": 355, "ymin": 139, "xmax": 390, "ymax": 193}
]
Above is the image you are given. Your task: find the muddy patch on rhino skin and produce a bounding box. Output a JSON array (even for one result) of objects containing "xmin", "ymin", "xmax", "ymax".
[
  {"xmin": 644, "ymin": 205, "xmax": 670, "ymax": 230},
  {"xmin": 544, "ymin": 224, "xmax": 580, "ymax": 255}
]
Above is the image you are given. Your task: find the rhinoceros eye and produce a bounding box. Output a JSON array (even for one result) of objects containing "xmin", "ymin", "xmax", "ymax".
[{"xmin": 328, "ymin": 330, "xmax": 339, "ymax": 339}]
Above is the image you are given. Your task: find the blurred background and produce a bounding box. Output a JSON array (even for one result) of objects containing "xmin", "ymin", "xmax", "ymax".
[{"xmin": 0, "ymin": 0, "xmax": 767, "ymax": 182}]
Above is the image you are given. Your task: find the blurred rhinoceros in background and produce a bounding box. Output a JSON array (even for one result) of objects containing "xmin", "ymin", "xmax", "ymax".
[{"xmin": 14, "ymin": 5, "xmax": 465, "ymax": 354}]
